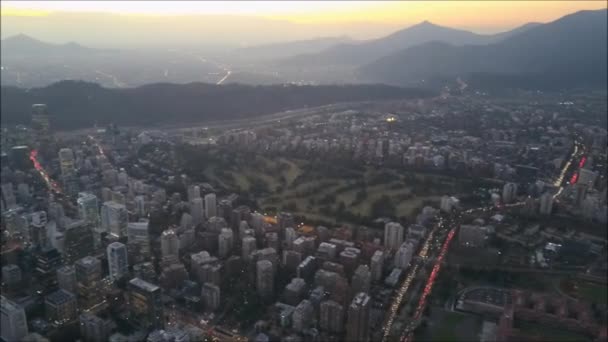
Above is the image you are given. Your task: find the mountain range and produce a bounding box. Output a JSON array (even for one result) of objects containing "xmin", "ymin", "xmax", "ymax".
[
  {"xmin": 277, "ymin": 21, "xmax": 541, "ymax": 67},
  {"xmin": 358, "ymin": 9, "xmax": 607, "ymax": 89}
]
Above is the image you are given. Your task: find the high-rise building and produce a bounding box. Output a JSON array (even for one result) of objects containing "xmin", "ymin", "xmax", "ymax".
[
  {"xmin": 201, "ymin": 282, "xmax": 221, "ymax": 312},
  {"xmin": 370, "ymin": 251, "xmax": 384, "ymax": 283},
  {"xmin": 187, "ymin": 185, "xmax": 201, "ymax": 202},
  {"xmin": 539, "ymin": 192, "xmax": 554, "ymax": 216},
  {"xmin": 34, "ymin": 247, "xmax": 63, "ymax": 294},
  {"xmin": 1, "ymin": 183, "xmax": 17, "ymax": 209},
  {"xmin": 394, "ymin": 241, "xmax": 415, "ymax": 269},
  {"xmin": 204, "ymin": 193, "xmax": 217, "ymax": 219},
  {"xmin": 277, "ymin": 212, "xmax": 295, "ymax": 230},
  {"xmin": 292, "ymin": 300, "xmax": 313, "ymax": 332},
  {"xmin": 1, "ymin": 295, "xmax": 29, "ymax": 342},
  {"xmin": 107, "ymin": 242, "xmax": 129, "ymax": 281},
  {"xmin": 58, "ymin": 148, "xmax": 75, "ymax": 177},
  {"xmin": 284, "ymin": 227, "xmax": 297, "ymax": 249},
  {"xmin": 284, "ymin": 278, "xmax": 307, "ymax": 306},
  {"xmin": 578, "ymin": 168, "xmax": 598, "ymax": 187},
  {"xmin": 63, "ymin": 220, "xmax": 95, "ymax": 264},
  {"xmin": 56, "ymin": 265, "xmax": 76, "ymax": 294},
  {"xmin": 256, "ymin": 260, "xmax": 274, "ymax": 299},
  {"xmin": 135, "ymin": 195, "xmax": 146, "ymax": 217},
  {"xmin": 346, "ymin": 292, "xmax": 371, "ymax": 342},
  {"xmin": 79, "ymin": 312, "xmax": 113, "ymax": 342},
  {"xmin": 160, "ymin": 229, "xmax": 179, "ymax": 263},
  {"xmin": 77, "ymin": 192, "xmax": 101, "ymax": 239},
  {"xmin": 218, "ymin": 228, "xmax": 234, "ymax": 259},
  {"xmin": 502, "ymin": 182, "xmax": 518, "ymax": 204},
  {"xmin": 384, "ymin": 222, "xmax": 404, "ymax": 251},
  {"xmin": 351, "ymin": 265, "xmax": 371, "ymax": 294},
  {"xmin": 101, "ymin": 201, "xmax": 128, "ymax": 238},
  {"xmin": 31, "ymin": 104, "xmax": 51, "ymax": 148},
  {"xmin": 242, "ymin": 236, "xmax": 257, "ymax": 261},
  {"xmin": 440, "ymin": 195, "xmax": 453, "ymax": 213},
  {"xmin": 75, "ymin": 256, "xmax": 103, "ymax": 310},
  {"xmin": 190, "ymin": 197, "xmax": 204, "ymax": 225},
  {"xmin": 320, "ymin": 300, "xmax": 344, "ymax": 334},
  {"xmin": 128, "ymin": 277, "xmax": 164, "ymax": 330},
  {"xmin": 45, "ymin": 289, "xmax": 77, "ymax": 325},
  {"xmin": 127, "ymin": 221, "xmax": 151, "ymax": 264}
]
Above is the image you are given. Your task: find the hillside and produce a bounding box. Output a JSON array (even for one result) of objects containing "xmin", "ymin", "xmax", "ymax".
[
  {"xmin": 278, "ymin": 21, "xmax": 537, "ymax": 67},
  {"xmin": 0, "ymin": 81, "xmax": 435, "ymax": 130},
  {"xmin": 358, "ymin": 9, "xmax": 608, "ymax": 89}
]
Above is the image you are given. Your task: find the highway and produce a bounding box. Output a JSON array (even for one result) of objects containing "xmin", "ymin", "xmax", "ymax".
[{"xmin": 29, "ymin": 149, "xmax": 63, "ymax": 194}]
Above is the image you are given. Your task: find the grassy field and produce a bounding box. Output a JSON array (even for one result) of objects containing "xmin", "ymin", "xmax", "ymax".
[{"xmin": 177, "ymin": 145, "xmax": 468, "ymax": 225}]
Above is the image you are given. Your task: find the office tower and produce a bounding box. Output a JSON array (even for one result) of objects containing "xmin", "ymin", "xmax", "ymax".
[
  {"xmin": 370, "ymin": 250, "xmax": 384, "ymax": 283},
  {"xmin": 249, "ymin": 212, "xmax": 265, "ymax": 233},
  {"xmin": 160, "ymin": 229, "xmax": 179, "ymax": 262},
  {"xmin": 180, "ymin": 212, "xmax": 193, "ymax": 230},
  {"xmin": 574, "ymin": 183, "xmax": 588, "ymax": 206},
  {"xmin": 502, "ymin": 182, "xmax": 518, "ymax": 204},
  {"xmin": 128, "ymin": 278, "xmax": 164, "ymax": 330},
  {"xmin": 256, "ymin": 260, "xmax": 274, "ymax": 299},
  {"xmin": 63, "ymin": 220, "xmax": 95, "ymax": 264},
  {"xmin": 231, "ymin": 205, "xmax": 251, "ymax": 229},
  {"xmin": 2, "ymin": 264, "xmax": 22, "ymax": 288},
  {"xmin": 45, "ymin": 289, "xmax": 77, "ymax": 324},
  {"xmin": 127, "ymin": 221, "xmax": 151, "ymax": 264},
  {"xmin": 75, "ymin": 256, "xmax": 103, "ymax": 310},
  {"xmin": 265, "ymin": 232, "xmax": 279, "ymax": 251},
  {"xmin": 284, "ymin": 227, "xmax": 297, "ymax": 249},
  {"xmin": 58, "ymin": 148, "xmax": 75, "ymax": 177},
  {"xmin": 292, "ymin": 300, "xmax": 313, "ymax": 332},
  {"xmin": 218, "ymin": 228, "xmax": 234, "ymax": 258},
  {"xmin": 101, "ymin": 201, "xmax": 128, "ymax": 238},
  {"xmin": 394, "ymin": 241, "xmax": 415, "ymax": 269},
  {"xmin": 208, "ymin": 216, "xmax": 227, "ymax": 233},
  {"xmin": 283, "ymin": 250, "xmax": 303, "ymax": 274},
  {"xmin": 31, "ymin": 104, "xmax": 51, "ymax": 149},
  {"xmin": 35, "ymin": 247, "xmax": 63, "ymax": 294},
  {"xmin": 117, "ymin": 170, "xmax": 128, "ymax": 187},
  {"xmin": 582, "ymin": 196, "xmax": 599, "ymax": 221},
  {"xmin": 77, "ymin": 192, "xmax": 100, "ymax": 229},
  {"xmin": 320, "ymin": 300, "xmax": 344, "ymax": 333},
  {"xmin": 190, "ymin": 197, "xmax": 204, "ymax": 225},
  {"xmin": 135, "ymin": 195, "xmax": 146, "ymax": 217},
  {"xmin": 407, "ymin": 224, "xmax": 427, "ymax": 241},
  {"xmin": 384, "ymin": 222, "xmax": 404, "ymax": 251},
  {"xmin": 79, "ymin": 312, "xmax": 113, "ymax": 342},
  {"xmin": 351, "ymin": 265, "xmax": 371, "ymax": 294},
  {"xmin": 217, "ymin": 199, "xmax": 232, "ymax": 222},
  {"xmin": 1, "ymin": 295, "xmax": 29, "ymax": 342},
  {"xmin": 277, "ymin": 212, "xmax": 295, "ymax": 230},
  {"xmin": 204, "ymin": 193, "xmax": 217, "ymax": 219},
  {"xmin": 134, "ymin": 262, "xmax": 157, "ymax": 283},
  {"xmin": 56, "ymin": 265, "xmax": 76, "ymax": 294},
  {"xmin": 316, "ymin": 242, "xmax": 338, "ymax": 261},
  {"xmin": 238, "ymin": 220, "xmax": 251, "ymax": 239},
  {"xmin": 284, "ymin": 278, "xmax": 307, "ymax": 306},
  {"xmin": 297, "ymin": 256, "xmax": 316, "ymax": 281},
  {"xmin": 201, "ymin": 282, "xmax": 221, "ymax": 312},
  {"xmin": 539, "ymin": 192, "xmax": 554, "ymax": 216},
  {"xmin": 440, "ymin": 195, "xmax": 453, "ymax": 213},
  {"xmin": 242, "ymin": 236, "xmax": 257, "ymax": 261},
  {"xmin": 187, "ymin": 185, "xmax": 201, "ymax": 202},
  {"xmin": 346, "ymin": 292, "xmax": 371, "ymax": 342},
  {"xmin": 339, "ymin": 247, "xmax": 360, "ymax": 277},
  {"xmin": 107, "ymin": 242, "xmax": 129, "ymax": 281},
  {"xmin": 293, "ymin": 236, "xmax": 316, "ymax": 256}
]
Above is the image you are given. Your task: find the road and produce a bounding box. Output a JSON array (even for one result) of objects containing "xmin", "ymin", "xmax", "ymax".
[
  {"xmin": 29, "ymin": 149, "xmax": 63, "ymax": 194},
  {"xmin": 216, "ymin": 68, "xmax": 232, "ymax": 85}
]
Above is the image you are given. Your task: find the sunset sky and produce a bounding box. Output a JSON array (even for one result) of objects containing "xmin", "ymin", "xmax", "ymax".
[{"xmin": 1, "ymin": 1, "xmax": 606, "ymax": 47}]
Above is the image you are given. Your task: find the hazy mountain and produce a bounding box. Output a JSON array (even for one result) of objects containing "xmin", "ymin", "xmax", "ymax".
[
  {"xmin": 277, "ymin": 21, "xmax": 537, "ymax": 67},
  {"xmin": 359, "ymin": 9, "xmax": 608, "ymax": 89},
  {"xmin": 0, "ymin": 81, "xmax": 434, "ymax": 129},
  {"xmin": 487, "ymin": 22, "xmax": 543, "ymax": 41},
  {"xmin": 231, "ymin": 36, "xmax": 353, "ymax": 61},
  {"xmin": 0, "ymin": 33, "xmax": 103, "ymax": 56}
]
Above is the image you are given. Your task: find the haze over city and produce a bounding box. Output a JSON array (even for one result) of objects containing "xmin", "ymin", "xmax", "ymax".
[{"xmin": 0, "ymin": 2, "xmax": 607, "ymax": 342}]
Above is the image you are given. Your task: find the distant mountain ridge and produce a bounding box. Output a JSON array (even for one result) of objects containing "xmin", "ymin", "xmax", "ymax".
[
  {"xmin": 0, "ymin": 81, "xmax": 435, "ymax": 130},
  {"xmin": 358, "ymin": 9, "xmax": 608, "ymax": 89},
  {"xmin": 277, "ymin": 20, "xmax": 541, "ymax": 67},
  {"xmin": 232, "ymin": 36, "xmax": 353, "ymax": 61},
  {"xmin": 1, "ymin": 34, "xmax": 107, "ymax": 56}
]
